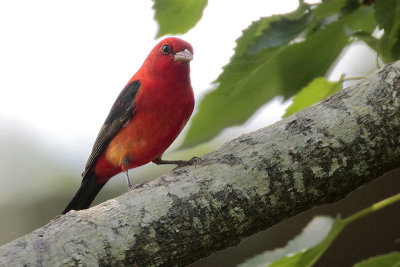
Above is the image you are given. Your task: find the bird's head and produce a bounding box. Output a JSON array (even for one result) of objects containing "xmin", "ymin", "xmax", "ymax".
[
  {"xmin": 140, "ymin": 37, "xmax": 194, "ymax": 80},
  {"xmin": 157, "ymin": 37, "xmax": 193, "ymax": 63}
]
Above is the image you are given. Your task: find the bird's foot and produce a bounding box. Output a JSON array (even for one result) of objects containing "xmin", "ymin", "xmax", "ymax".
[
  {"xmin": 172, "ymin": 156, "xmax": 201, "ymax": 169},
  {"xmin": 153, "ymin": 156, "xmax": 201, "ymax": 169}
]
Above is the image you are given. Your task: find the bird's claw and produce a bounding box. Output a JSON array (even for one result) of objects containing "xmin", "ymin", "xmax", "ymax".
[{"xmin": 174, "ymin": 156, "xmax": 201, "ymax": 169}]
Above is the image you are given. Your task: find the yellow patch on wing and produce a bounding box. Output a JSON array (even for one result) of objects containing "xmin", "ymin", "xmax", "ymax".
[{"xmin": 105, "ymin": 142, "xmax": 128, "ymax": 167}]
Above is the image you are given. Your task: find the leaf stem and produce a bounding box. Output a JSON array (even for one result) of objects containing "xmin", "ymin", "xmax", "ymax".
[
  {"xmin": 375, "ymin": 53, "xmax": 382, "ymax": 69},
  {"xmin": 343, "ymin": 192, "xmax": 400, "ymax": 225}
]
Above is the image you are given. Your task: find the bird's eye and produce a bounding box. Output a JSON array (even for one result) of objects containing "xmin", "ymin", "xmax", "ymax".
[{"xmin": 161, "ymin": 44, "xmax": 171, "ymax": 54}]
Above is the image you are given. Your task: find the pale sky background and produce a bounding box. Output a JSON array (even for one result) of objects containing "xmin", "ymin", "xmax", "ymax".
[{"xmin": 0, "ymin": 0, "xmax": 377, "ymax": 167}]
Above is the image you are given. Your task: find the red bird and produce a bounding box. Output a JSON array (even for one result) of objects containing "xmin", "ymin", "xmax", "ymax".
[{"xmin": 62, "ymin": 37, "xmax": 194, "ymax": 214}]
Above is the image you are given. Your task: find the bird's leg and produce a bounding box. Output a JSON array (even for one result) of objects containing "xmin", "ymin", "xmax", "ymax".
[
  {"xmin": 122, "ymin": 157, "xmax": 134, "ymax": 191},
  {"xmin": 152, "ymin": 156, "xmax": 200, "ymax": 168},
  {"xmin": 124, "ymin": 170, "xmax": 134, "ymax": 191},
  {"xmin": 153, "ymin": 158, "xmax": 187, "ymax": 166}
]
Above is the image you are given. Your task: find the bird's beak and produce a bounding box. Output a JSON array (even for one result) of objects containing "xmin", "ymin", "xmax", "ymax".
[{"xmin": 174, "ymin": 49, "xmax": 193, "ymax": 62}]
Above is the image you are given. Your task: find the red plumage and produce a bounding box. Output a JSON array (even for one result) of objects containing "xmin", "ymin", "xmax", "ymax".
[{"xmin": 62, "ymin": 37, "xmax": 194, "ymax": 214}]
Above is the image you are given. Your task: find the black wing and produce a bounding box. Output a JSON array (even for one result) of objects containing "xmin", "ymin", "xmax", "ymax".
[{"xmin": 81, "ymin": 80, "xmax": 141, "ymax": 177}]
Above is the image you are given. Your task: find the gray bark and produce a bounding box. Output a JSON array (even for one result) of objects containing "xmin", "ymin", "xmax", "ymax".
[{"xmin": 1, "ymin": 61, "xmax": 400, "ymax": 267}]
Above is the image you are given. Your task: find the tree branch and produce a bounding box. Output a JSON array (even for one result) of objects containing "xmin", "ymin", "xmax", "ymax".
[{"xmin": 1, "ymin": 61, "xmax": 400, "ymax": 266}]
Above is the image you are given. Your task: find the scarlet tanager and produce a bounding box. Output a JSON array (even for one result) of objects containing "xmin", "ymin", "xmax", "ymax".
[{"xmin": 62, "ymin": 37, "xmax": 194, "ymax": 214}]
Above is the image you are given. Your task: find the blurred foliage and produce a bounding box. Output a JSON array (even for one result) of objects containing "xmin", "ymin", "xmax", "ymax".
[
  {"xmin": 152, "ymin": 0, "xmax": 208, "ymax": 38},
  {"xmin": 239, "ymin": 217, "xmax": 334, "ymax": 267},
  {"xmin": 241, "ymin": 192, "xmax": 400, "ymax": 267},
  {"xmin": 283, "ymin": 76, "xmax": 343, "ymax": 117},
  {"xmin": 150, "ymin": 0, "xmax": 400, "ymax": 148},
  {"xmin": 266, "ymin": 216, "xmax": 346, "ymax": 267},
  {"xmin": 353, "ymin": 252, "xmax": 400, "ymax": 267},
  {"xmin": 374, "ymin": 0, "xmax": 400, "ymax": 62},
  {"xmin": 0, "ymin": 129, "xmax": 75, "ymax": 203}
]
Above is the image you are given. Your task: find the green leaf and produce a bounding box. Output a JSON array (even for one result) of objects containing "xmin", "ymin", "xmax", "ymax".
[
  {"xmin": 181, "ymin": 6, "xmax": 360, "ymax": 148},
  {"xmin": 354, "ymin": 252, "xmax": 400, "ymax": 267},
  {"xmin": 181, "ymin": 1, "xmax": 376, "ymax": 148},
  {"xmin": 346, "ymin": 6, "xmax": 375, "ymax": 32},
  {"xmin": 241, "ymin": 193, "xmax": 400, "ymax": 267},
  {"xmin": 153, "ymin": 0, "xmax": 208, "ymax": 38},
  {"xmin": 374, "ymin": 0, "xmax": 400, "ymax": 62},
  {"xmin": 225, "ymin": 3, "xmax": 312, "ymax": 59},
  {"xmin": 312, "ymin": 0, "xmax": 348, "ymax": 21},
  {"xmin": 246, "ymin": 4, "xmax": 314, "ymax": 55},
  {"xmin": 307, "ymin": 0, "xmax": 360, "ymax": 34},
  {"xmin": 239, "ymin": 217, "xmax": 334, "ymax": 267},
  {"xmin": 374, "ymin": 0, "xmax": 397, "ymax": 31},
  {"xmin": 283, "ymin": 77, "xmax": 342, "ymax": 117},
  {"xmin": 268, "ymin": 215, "xmax": 346, "ymax": 267}
]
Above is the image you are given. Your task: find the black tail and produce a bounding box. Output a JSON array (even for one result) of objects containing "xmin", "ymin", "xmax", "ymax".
[{"xmin": 62, "ymin": 171, "xmax": 106, "ymax": 214}]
